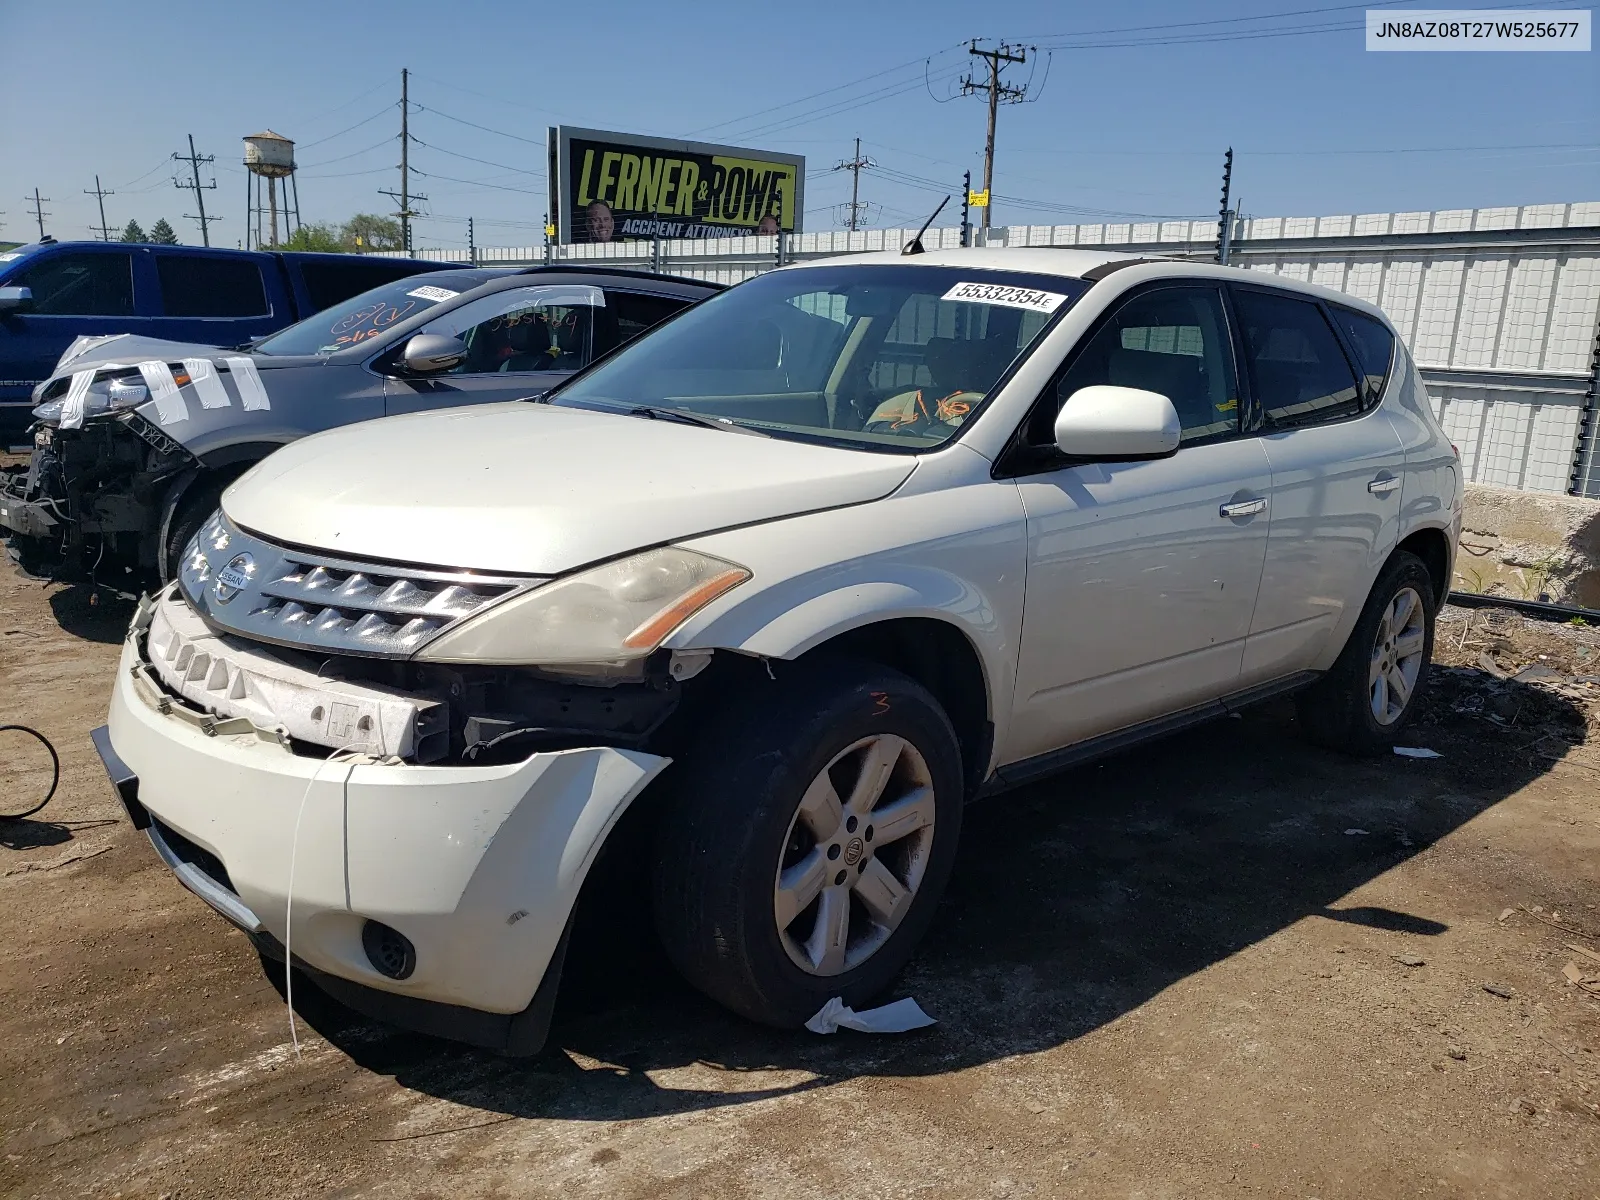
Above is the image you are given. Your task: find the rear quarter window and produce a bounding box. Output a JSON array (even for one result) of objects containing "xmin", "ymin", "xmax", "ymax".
[
  {"xmin": 1330, "ymin": 306, "xmax": 1397, "ymax": 409},
  {"xmin": 157, "ymin": 255, "xmax": 269, "ymax": 318}
]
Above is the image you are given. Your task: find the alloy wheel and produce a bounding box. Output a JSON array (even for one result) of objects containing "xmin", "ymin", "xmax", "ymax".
[
  {"xmin": 1369, "ymin": 585, "xmax": 1427, "ymax": 725},
  {"xmin": 774, "ymin": 734, "xmax": 937, "ymax": 976}
]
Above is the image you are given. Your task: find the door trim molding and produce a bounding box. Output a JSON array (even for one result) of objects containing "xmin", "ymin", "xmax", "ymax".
[{"xmin": 979, "ymin": 669, "xmax": 1320, "ymax": 797}]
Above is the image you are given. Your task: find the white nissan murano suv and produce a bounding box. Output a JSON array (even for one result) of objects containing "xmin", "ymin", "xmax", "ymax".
[{"xmin": 94, "ymin": 248, "xmax": 1461, "ymax": 1055}]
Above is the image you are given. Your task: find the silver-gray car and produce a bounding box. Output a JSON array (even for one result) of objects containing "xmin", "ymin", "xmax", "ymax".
[{"xmin": 0, "ymin": 266, "xmax": 716, "ymax": 581}]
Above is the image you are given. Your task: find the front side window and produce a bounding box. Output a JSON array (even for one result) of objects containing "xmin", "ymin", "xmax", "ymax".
[
  {"xmin": 1234, "ymin": 289, "xmax": 1362, "ymax": 427},
  {"xmin": 157, "ymin": 255, "xmax": 269, "ymax": 317},
  {"xmin": 11, "ymin": 252, "xmax": 135, "ymax": 316},
  {"xmin": 420, "ymin": 285, "xmax": 604, "ymax": 375},
  {"xmin": 1330, "ymin": 305, "xmax": 1396, "ymax": 409},
  {"xmin": 252, "ymin": 275, "xmax": 477, "ymax": 355},
  {"xmin": 551, "ymin": 265, "xmax": 1088, "ymax": 451},
  {"xmin": 1046, "ymin": 285, "xmax": 1241, "ymax": 445}
]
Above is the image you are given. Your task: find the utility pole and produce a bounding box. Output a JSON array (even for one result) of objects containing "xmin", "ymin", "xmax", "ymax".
[
  {"xmin": 960, "ymin": 170, "xmax": 972, "ymax": 247},
  {"xmin": 379, "ymin": 68, "xmax": 426, "ymax": 254},
  {"xmin": 173, "ymin": 134, "xmax": 220, "ymax": 246},
  {"xmin": 833, "ymin": 137, "xmax": 874, "ymax": 232},
  {"xmin": 960, "ymin": 40, "xmax": 1030, "ymax": 237},
  {"xmin": 467, "ymin": 216, "xmax": 476, "ymax": 266},
  {"xmin": 25, "ymin": 189, "xmax": 51, "ymax": 239},
  {"xmin": 1215, "ymin": 147, "xmax": 1235, "ymax": 266},
  {"xmin": 85, "ymin": 176, "xmax": 116, "ymax": 241}
]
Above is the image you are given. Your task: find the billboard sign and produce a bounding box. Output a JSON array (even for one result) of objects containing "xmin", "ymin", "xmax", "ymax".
[{"xmin": 549, "ymin": 126, "xmax": 804, "ymax": 244}]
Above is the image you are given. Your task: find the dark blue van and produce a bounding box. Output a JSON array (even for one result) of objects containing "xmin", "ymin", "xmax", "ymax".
[{"xmin": 0, "ymin": 239, "xmax": 452, "ymax": 448}]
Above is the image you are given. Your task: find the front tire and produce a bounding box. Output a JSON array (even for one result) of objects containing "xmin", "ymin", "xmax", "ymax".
[
  {"xmin": 652, "ymin": 659, "xmax": 964, "ymax": 1028},
  {"xmin": 1296, "ymin": 551, "xmax": 1436, "ymax": 755}
]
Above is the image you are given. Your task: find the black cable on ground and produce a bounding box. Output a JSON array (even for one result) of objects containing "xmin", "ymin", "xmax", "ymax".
[
  {"xmin": 1447, "ymin": 591, "xmax": 1600, "ymax": 625},
  {"xmin": 0, "ymin": 725, "xmax": 59, "ymax": 820}
]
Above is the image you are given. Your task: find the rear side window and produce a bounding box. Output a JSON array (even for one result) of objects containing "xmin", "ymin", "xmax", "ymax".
[
  {"xmin": 1233, "ymin": 289, "xmax": 1361, "ymax": 428},
  {"xmin": 157, "ymin": 255, "xmax": 269, "ymax": 318},
  {"xmin": 1330, "ymin": 306, "xmax": 1396, "ymax": 409},
  {"xmin": 598, "ymin": 290, "xmax": 687, "ymax": 356},
  {"xmin": 10, "ymin": 252, "xmax": 134, "ymax": 316},
  {"xmin": 299, "ymin": 260, "xmax": 437, "ymax": 313}
]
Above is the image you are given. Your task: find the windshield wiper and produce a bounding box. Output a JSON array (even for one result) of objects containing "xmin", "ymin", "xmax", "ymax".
[{"xmin": 624, "ymin": 404, "xmax": 770, "ymax": 437}]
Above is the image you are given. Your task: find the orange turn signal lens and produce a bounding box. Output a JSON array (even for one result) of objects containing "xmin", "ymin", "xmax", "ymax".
[{"xmin": 622, "ymin": 567, "xmax": 750, "ymax": 650}]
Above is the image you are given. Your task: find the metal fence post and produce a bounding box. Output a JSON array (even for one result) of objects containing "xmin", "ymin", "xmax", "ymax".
[{"xmin": 1569, "ymin": 318, "xmax": 1600, "ymax": 498}]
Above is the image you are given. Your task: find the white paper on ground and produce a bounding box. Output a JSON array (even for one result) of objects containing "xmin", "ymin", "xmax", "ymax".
[
  {"xmin": 137, "ymin": 360, "xmax": 189, "ymax": 425},
  {"xmin": 58, "ymin": 370, "xmax": 96, "ymax": 430},
  {"xmin": 805, "ymin": 996, "xmax": 936, "ymax": 1035},
  {"xmin": 182, "ymin": 358, "xmax": 232, "ymax": 409},
  {"xmin": 1393, "ymin": 746, "xmax": 1443, "ymax": 759},
  {"xmin": 224, "ymin": 356, "xmax": 271, "ymax": 410}
]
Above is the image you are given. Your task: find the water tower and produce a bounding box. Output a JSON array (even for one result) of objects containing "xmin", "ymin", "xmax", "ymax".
[{"xmin": 243, "ymin": 131, "xmax": 302, "ymax": 249}]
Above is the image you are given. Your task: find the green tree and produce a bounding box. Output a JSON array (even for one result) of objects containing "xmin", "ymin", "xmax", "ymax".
[
  {"xmin": 342, "ymin": 213, "xmax": 402, "ymax": 253},
  {"xmin": 281, "ymin": 222, "xmax": 347, "ymax": 253},
  {"xmin": 120, "ymin": 219, "xmax": 146, "ymax": 243},
  {"xmin": 147, "ymin": 218, "xmax": 179, "ymax": 245}
]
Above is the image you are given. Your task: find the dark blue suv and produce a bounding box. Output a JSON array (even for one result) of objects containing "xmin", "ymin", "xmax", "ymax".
[{"xmin": 0, "ymin": 239, "xmax": 452, "ymax": 448}]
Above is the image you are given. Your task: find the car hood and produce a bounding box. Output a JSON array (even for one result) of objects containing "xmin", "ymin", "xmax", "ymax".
[{"xmin": 223, "ymin": 403, "xmax": 917, "ymax": 576}]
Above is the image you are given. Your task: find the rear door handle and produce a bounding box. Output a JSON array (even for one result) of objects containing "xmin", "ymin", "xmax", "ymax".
[
  {"xmin": 1368, "ymin": 476, "xmax": 1400, "ymax": 495},
  {"xmin": 1219, "ymin": 498, "xmax": 1267, "ymax": 518}
]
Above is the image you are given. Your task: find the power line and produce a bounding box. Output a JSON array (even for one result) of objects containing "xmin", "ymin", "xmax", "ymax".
[
  {"xmin": 173, "ymin": 133, "xmax": 221, "ymax": 246},
  {"xmin": 298, "ymin": 135, "xmax": 397, "ymax": 170},
  {"xmin": 411, "ymin": 170, "xmax": 542, "ymax": 195},
  {"xmin": 296, "ymin": 104, "xmax": 397, "ymax": 151},
  {"xmin": 415, "ymin": 104, "xmax": 546, "ymax": 147},
  {"xmin": 411, "ymin": 139, "xmax": 544, "ymax": 178}
]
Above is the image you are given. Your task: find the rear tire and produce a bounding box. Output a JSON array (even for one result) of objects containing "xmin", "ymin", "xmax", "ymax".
[
  {"xmin": 652, "ymin": 658, "xmax": 964, "ymax": 1028},
  {"xmin": 1296, "ymin": 551, "xmax": 1436, "ymax": 755}
]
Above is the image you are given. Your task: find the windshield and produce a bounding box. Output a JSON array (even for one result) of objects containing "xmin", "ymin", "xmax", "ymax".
[
  {"xmin": 252, "ymin": 275, "xmax": 476, "ymax": 356},
  {"xmin": 549, "ymin": 264, "xmax": 1089, "ymax": 451}
]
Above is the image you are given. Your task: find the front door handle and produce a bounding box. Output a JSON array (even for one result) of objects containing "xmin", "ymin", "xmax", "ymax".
[
  {"xmin": 1368, "ymin": 475, "xmax": 1401, "ymax": 495},
  {"xmin": 1220, "ymin": 497, "xmax": 1267, "ymax": 519}
]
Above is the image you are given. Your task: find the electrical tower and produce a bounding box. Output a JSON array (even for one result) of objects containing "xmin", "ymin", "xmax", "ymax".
[
  {"xmin": 174, "ymin": 134, "xmax": 221, "ymax": 246},
  {"xmin": 960, "ymin": 40, "xmax": 1031, "ymax": 237},
  {"xmin": 85, "ymin": 176, "xmax": 116, "ymax": 241},
  {"xmin": 832, "ymin": 138, "xmax": 875, "ymax": 232},
  {"xmin": 379, "ymin": 67, "xmax": 427, "ymax": 253},
  {"xmin": 24, "ymin": 189, "xmax": 51, "ymax": 239}
]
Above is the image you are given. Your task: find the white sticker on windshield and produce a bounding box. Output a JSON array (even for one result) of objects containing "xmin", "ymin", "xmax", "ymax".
[
  {"xmin": 225, "ymin": 356, "xmax": 271, "ymax": 411},
  {"xmin": 59, "ymin": 370, "xmax": 96, "ymax": 431},
  {"xmin": 182, "ymin": 358, "xmax": 232, "ymax": 409},
  {"xmin": 0, "ymin": 252, "xmax": 21, "ymax": 263},
  {"xmin": 407, "ymin": 285, "xmax": 460, "ymax": 302},
  {"xmin": 138, "ymin": 360, "xmax": 189, "ymax": 425},
  {"xmin": 941, "ymin": 281, "xmax": 1070, "ymax": 314}
]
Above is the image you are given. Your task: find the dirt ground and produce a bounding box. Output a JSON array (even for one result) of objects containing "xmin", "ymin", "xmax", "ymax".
[{"xmin": 2, "ymin": 557, "xmax": 1598, "ymax": 1199}]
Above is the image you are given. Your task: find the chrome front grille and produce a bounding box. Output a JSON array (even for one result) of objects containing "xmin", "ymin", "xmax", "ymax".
[{"xmin": 179, "ymin": 511, "xmax": 538, "ymax": 658}]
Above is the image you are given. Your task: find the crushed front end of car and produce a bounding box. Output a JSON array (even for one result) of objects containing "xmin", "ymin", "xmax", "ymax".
[{"xmin": 0, "ymin": 368, "xmax": 197, "ymax": 582}]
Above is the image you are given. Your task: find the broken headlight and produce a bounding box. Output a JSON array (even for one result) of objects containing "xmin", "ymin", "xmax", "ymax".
[
  {"xmin": 31, "ymin": 375, "xmax": 150, "ymax": 425},
  {"xmin": 414, "ymin": 546, "xmax": 749, "ymax": 667}
]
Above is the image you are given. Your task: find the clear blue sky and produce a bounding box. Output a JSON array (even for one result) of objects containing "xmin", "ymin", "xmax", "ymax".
[{"xmin": 2, "ymin": 0, "xmax": 1595, "ymax": 249}]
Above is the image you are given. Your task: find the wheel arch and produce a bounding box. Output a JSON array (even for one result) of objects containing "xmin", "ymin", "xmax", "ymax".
[
  {"xmin": 1394, "ymin": 524, "xmax": 1453, "ymax": 606},
  {"xmin": 799, "ymin": 616, "xmax": 994, "ymax": 798}
]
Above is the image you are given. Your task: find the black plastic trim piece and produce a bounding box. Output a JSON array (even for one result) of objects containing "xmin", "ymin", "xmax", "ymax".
[
  {"xmin": 251, "ymin": 912, "xmax": 574, "ymax": 1057},
  {"xmin": 1080, "ymin": 257, "xmax": 1171, "ymax": 282},
  {"xmin": 91, "ymin": 723, "xmax": 148, "ymax": 828},
  {"xmin": 979, "ymin": 670, "xmax": 1321, "ymax": 797}
]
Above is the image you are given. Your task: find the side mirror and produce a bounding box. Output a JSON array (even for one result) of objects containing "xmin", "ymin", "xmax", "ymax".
[
  {"xmin": 0, "ymin": 286, "xmax": 34, "ymax": 313},
  {"xmin": 402, "ymin": 332, "xmax": 468, "ymax": 374},
  {"xmin": 1054, "ymin": 385, "xmax": 1181, "ymax": 460}
]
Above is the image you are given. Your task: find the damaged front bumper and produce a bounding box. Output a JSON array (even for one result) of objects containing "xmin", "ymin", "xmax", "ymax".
[{"xmin": 99, "ymin": 616, "xmax": 671, "ymax": 1055}]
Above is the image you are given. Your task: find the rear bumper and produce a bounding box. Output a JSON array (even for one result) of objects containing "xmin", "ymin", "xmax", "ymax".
[{"xmin": 99, "ymin": 633, "xmax": 670, "ymax": 1050}]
